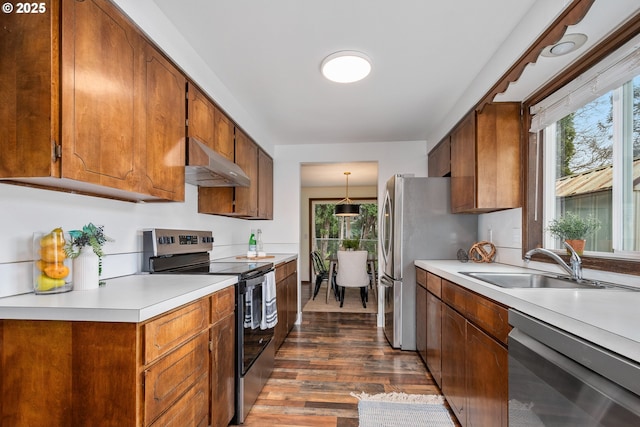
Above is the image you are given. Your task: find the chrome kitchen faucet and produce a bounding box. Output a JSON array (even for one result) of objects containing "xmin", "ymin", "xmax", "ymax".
[{"xmin": 524, "ymin": 241, "xmax": 583, "ymax": 282}]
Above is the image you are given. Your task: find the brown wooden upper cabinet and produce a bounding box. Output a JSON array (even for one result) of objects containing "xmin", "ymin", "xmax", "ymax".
[
  {"xmin": 198, "ymin": 128, "xmax": 273, "ymax": 219},
  {"xmin": 234, "ymin": 129, "xmax": 259, "ymax": 217},
  {"xmin": 428, "ymin": 136, "xmax": 451, "ymax": 177},
  {"xmin": 450, "ymin": 102, "xmax": 521, "ymax": 213},
  {"xmin": 257, "ymin": 148, "xmax": 274, "ymax": 219},
  {"xmin": 187, "ymin": 83, "xmax": 235, "ymax": 162},
  {"xmin": 0, "ymin": 0, "xmax": 186, "ymax": 202}
]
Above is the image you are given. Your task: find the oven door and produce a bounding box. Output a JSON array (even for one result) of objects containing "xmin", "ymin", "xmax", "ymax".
[
  {"xmin": 508, "ymin": 310, "xmax": 640, "ymax": 426},
  {"xmin": 239, "ymin": 272, "xmax": 274, "ymax": 375}
]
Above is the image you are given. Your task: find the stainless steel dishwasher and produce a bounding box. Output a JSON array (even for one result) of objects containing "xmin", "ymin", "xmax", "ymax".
[{"xmin": 508, "ymin": 309, "xmax": 640, "ymax": 426}]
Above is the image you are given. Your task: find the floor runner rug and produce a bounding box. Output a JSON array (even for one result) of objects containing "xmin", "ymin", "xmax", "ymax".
[
  {"xmin": 351, "ymin": 392, "xmax": 455, "ymax": 427},
  {"xmin": 303, "ymin": 283, "xmax": 377, "ymax": 314}
]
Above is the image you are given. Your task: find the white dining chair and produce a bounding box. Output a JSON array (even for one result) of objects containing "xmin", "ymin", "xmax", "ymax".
[{"xmin": 335, "ymin": 250, "xmax": 370, "ymax": 308}]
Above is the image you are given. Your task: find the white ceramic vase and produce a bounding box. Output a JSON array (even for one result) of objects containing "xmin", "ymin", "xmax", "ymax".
[{"xmin": 73, "ymin": 247, "xmax": 99, "ymax": 291}]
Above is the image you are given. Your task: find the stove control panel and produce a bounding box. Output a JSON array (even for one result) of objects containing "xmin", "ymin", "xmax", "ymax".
[{"xmin": 143, "ymin": 228, "xmax": 214, "ymax": 257}]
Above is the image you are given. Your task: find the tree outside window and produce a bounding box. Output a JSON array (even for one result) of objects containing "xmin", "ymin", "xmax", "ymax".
[{"xmin": 311, "ymin": 200, "xmax": 377, "ymax": 267}]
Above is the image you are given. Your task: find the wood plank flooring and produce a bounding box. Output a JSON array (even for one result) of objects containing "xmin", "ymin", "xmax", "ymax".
[{"xmin": 232, "ymin": 283, "xmax": 457, "ymax": 427}]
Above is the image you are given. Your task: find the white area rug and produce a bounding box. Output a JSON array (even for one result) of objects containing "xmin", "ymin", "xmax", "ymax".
[
  {"xmin": 303, "ymin": 283, "xmax": 377, "ymax": 314},
  {"xmin": 351, "ymin": 392, "xmax": 455, "ymax": 427}
]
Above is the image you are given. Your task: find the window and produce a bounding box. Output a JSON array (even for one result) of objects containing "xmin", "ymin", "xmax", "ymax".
[
  {"xmin": 528, "ymin": 33, "xmax": 640, "ymax": 261},
  {"xmin": 309, "ymin": 199, "xmax": 378, "ymax": 263}
]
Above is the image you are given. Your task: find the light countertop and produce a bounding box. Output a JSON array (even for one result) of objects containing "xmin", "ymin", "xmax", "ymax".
[
  {"xmin": 0, "ymin": 253, "xmax": 298, "ymax": 324},
  {"xmin": 415, "ymin": 260, "xmax": 640, "ymax": 363},
  {"xmin": 213, "ymin": 253, "xmax": 297, "ymax": 266},
  {"xmin": 0, "ymin": 273, "xmax": 237, "ymax": 323}
]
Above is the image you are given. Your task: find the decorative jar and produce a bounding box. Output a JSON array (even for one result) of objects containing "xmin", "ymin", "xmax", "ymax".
[{"xmin": 33, "ymin": 229, "xmax": 73, "ymax": 294}]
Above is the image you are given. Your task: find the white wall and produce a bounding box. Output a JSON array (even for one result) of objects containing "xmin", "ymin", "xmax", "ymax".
[{"xmin": 0, "ymin": 183, "xmax": 269, "ymax": 297}]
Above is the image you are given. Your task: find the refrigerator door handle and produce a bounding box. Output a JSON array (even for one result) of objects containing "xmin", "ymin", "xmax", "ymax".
[{"xmin": 380, "ymin": 275, "xmax": 394, "ymax": 287}]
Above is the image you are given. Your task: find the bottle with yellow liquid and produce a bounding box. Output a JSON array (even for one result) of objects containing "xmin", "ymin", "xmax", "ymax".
[{"xmin": 33, "ymin": 228, "xmax": 73, "ymax": 294}]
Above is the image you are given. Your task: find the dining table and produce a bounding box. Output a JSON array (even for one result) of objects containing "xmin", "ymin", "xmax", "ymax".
[{"xmin": 326, "ymin": 252, "xmax": 377, "ymax": 303}]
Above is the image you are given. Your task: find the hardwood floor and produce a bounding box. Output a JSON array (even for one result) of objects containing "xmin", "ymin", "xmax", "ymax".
[{"xmin": 233, "ymin": 282, "xmax": 456, "ymax": 427}]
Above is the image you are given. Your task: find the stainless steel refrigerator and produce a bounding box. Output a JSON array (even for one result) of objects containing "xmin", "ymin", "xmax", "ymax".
[{"xmin": 380, "ymin": 175, "xmax": 477, "ymax": 350}]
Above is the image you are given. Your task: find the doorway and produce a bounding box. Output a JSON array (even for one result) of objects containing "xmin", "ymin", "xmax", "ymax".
[{"xmin": 299, "ymin": 161, "xmax": 378, "ymax": 293}]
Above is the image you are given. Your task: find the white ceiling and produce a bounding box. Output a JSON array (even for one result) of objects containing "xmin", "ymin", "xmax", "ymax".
[
  {"xmin": 150, "ymin": 0, "xmax": 639, "ymax": 186},
  {"xmin": 152, "ymin": 0, "xmax": 539, "ymax": 146}
]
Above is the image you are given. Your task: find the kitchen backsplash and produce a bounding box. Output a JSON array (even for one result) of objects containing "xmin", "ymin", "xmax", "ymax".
[{"xmin": 0, "ymin": 183, "xmax": 264, "ymax": 298}]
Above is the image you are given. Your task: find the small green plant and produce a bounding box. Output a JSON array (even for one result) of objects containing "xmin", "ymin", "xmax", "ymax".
[
  {"xmin": 64, "ymin": 223, "xmax": 113, "ymax": 279},
  {"xmin": 342, "ymin": 238, "xmax": 360, "ymax": 250},
  {"xmin": 546, "ymin": 212, "xmax": 601, "ymax": 240}
]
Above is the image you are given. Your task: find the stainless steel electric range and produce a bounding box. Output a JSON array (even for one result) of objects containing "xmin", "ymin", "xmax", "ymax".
[{"xmin": 142, "ymin": 228, "xmax": 275, "ymax": 424}]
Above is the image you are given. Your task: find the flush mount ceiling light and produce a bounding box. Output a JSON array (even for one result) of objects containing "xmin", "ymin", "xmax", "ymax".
[
  {"xmin": 335, "ymin": 172, "xmax": 360, "ymax": 216},
  {"xmin": 321, "ymin": 51, "xmax": 371, "ymax": 83},
  {"xmin": 541, "ymin": 33, "xmax": 588, "ymax": 58}
]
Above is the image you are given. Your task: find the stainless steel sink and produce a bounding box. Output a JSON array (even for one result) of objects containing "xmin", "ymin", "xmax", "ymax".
[{"xmin": 460, "ymin": 271, "xmax": 636, "ymax": 290}]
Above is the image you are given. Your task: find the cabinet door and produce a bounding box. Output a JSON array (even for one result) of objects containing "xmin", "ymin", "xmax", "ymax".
[
  {"xmin": 144, "ymin": 332, "xmax": 209, "ymax": 426},
  {"xmin": 286, "ymin": 271, "xmax": 297, "ymax": 333},
  {"xmin": 149, "ymin": 374, "xmax": 209, "ymax": 427},
  {"xmin": 61, "ymin": 0, "xmax": 140, "ymax": 191},
  {"xmin": 274, "ymin": 274, "xmax": 288, "ymax": 349},
  {"xmin": 214, "ymin": 106, "xmax": 235, "ymax": 161},
  {"xmin": 140, "ymin": 42, "xmax": 186, "ymax": 201},
  {"xmin": 0, "ymin": 3, "xmax": 58, "ymax": 179},
  {"xmin": 234, "ymin": 129, "xmax": 259, "ymax": 217},
  {"xmin": 466, "ymin": 323, "xmax": 508, "ymax": 427},
  {"xmin": 211, "ymin": 313, "xmax": 235, "ymax": 427},
  {"xmin": 257, "ymin": 149, "xmax": 274, "ymax": 219},
  {"xmin": 187, "ymin": 84, "xmax": 216, "ymax": 149},
  {"xmin": 416, "ymin": 282, "xmax": 427, "ymax": 365},
  {"xmin": 450, "ymin": 112, "xmax": 476, "ymax": 213},
  {"xmin": 428, "ymin": 136, "xmax": 451, "ymax": 177},
  {"xmin": 475, "ymin": 102, "xmax": 521, "ymax": 211},
  {"xmin": 426, "ymin": 291, "xmax": 442, "ymax": 387},
  {"xmin": 442, "ymin": 305, "xmax": 467, "ymax": 426}
]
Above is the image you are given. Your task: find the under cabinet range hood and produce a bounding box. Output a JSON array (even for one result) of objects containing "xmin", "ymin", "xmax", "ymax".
[{"xmin": 185, "ymin": 138, "xmax": 250, "ymax": 187}]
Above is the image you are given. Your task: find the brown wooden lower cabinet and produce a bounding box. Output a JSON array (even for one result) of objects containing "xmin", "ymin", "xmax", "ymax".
[
  {"xmin": 442, "ymin": 304, "xmax": 468, "ymax": 426},
  {"xmin": 466, "ymin": 323, "xmax": 508, "ymax": 427},
  {"xmin": 210, "ymin": 286, "xmax": 236, "ymax": 427},
  {"xmin": 426, "ymin": 290, "xmax": 442, "ymax": 387},
  {"xmin": 0, "ymin": 286, "xmax": 236, "ymax": 427},
  {"xmin": 274, "ymin": 258, "xmax": 298, "ymax": 350},
  {"xmin": 416, "ymin": 281, "xmax": 428, "ymax": 364},
  {"xmin": 417, "ymin": 270, "xmax": 510, "ymax": 427}
]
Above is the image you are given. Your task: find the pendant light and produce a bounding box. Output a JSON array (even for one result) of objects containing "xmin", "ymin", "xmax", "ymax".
[{"xmin": 335, "ymin": 172, "xmax": 360, "ymax": 216}]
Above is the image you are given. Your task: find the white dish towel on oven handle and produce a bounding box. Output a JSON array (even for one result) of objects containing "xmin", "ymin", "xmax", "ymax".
[{"xmin": 261, "ymin": 270, "xmax": 278, "ymax": 329}]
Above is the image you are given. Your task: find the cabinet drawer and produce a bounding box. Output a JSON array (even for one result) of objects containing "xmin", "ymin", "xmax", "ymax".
[
  {"xmin": 286, "ymin": 260, "xmax": 297, "ymax": 277},
  {"xmin": 144, "ymin": 298, "xmax": 209, "ymax": 364},
  {"xmin": 442, "ymin": 279, "xmax": 466, "ymax": 313},
  {"xmin": 144, "ymin": 331, "xmax": 209, "ymax": 425},
  {"xmin": 442, "ymin": 279, "xmax": 510, "ymax": 345},
  {"xmin": 426, "ymin": 272, "xmax": 442, "ymax": 297},
  {"xmin": 416, "ymin": 268, "xmax": 427, "ymax": 289},
  {"xmin": 275, "ymin": 263, "xmax": 287, "ymax": 282},
  {"xmin": 464, "ymin": 291, "xmax": 510, "ymax": 345},
  {"xmin": 211, "ymin": 286, "xmax": 235, "ymax": 325},
  {"xmin": 149, "ymin": 373, "xmax": 209, "ymax": 427}
]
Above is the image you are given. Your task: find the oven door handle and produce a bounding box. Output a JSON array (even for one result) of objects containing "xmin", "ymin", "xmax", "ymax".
[{"xmin": 244, "ymin": 268, "xmax": 273, "ymax": 288}]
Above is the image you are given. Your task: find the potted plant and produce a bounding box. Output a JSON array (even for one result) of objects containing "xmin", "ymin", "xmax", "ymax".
[
  {"xmin": 65, "ymin": 223, "xmax": 113, "ymax": 290},
  {"xmin": 546, "ymin": 212, "xmax": 600, "ymax": 255},
  {"xmin": 342, "ymin": 238, "xmax": 360, "ymax": 251}
]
